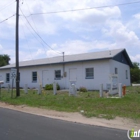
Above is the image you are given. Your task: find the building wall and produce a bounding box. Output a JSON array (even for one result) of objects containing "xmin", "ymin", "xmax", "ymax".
[
  {"xmin": 0, "ymin": 59, "xmax": 131, "ymax": 90},
  {"xmin": 64, "ymin": 60, "xmax": 110, "ymax": 90},
  {"xmin": 109, "ymin": 59, "xmax": 131, "ymax": 86},
  {"xmin": 0, "ymin": 59, "xmax": 110, "ymax": 90}
]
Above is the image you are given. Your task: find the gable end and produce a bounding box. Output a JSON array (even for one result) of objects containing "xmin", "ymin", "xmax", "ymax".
[{"xmin": 113, "ymin": 49, "xmax": 133, "ymax": 67}]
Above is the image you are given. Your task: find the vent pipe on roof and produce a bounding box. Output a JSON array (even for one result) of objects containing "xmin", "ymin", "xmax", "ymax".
[{"xmin": 109, "ymin": 51, "xmax": 111, "ymax": 55}]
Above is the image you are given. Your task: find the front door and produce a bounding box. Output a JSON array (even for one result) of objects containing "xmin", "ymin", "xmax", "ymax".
[
  {"xmin": 42, "ymin": 70, "xmax": 49, "ymax": 87},
  {"xmin": 69, "ymin": 68, "xmax": 77, "ymax": 81}
]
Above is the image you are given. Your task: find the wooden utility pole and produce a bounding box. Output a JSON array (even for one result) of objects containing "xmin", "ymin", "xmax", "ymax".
[{"xmin": 16, "ymin": 0, "xmax": 20, "ymax": 97}]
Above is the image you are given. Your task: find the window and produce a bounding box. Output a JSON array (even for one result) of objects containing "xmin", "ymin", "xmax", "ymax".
[
  {"xmin": 115, "ymin": 68, "xmax": 118, "ymax": 74},
  {"xmin": 85, "ymin": 68, "xmax": 94, "ymax": 79},
  {"xmin": 6, "ymin": 73, "xmax": 10, "ymax": 83},
  {"xmin": 32, "ymin": 72, "xmax": 37, "ymax": 82},
  {"xmin": 126, "ymin": 70, "xmax": 128, "ymax": 79},
  {"xmin": 55, "ymin": 70, "xmax": 61, "ymax": 80}
]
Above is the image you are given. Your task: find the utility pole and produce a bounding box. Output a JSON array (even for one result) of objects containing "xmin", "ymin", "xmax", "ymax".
[{"xmin": 16, "ymin": 0, "xmax": 20, "ymax": 97}]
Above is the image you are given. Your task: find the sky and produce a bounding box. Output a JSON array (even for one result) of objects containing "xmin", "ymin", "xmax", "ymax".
[{"xmin": 0, "ymin": 0, "xmax": 140, "ymax": 64}]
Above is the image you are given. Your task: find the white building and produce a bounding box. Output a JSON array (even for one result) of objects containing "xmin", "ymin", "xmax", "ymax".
[{"xmin": 0, "ymin": 48, "xmax": 133, "ymax": 90}]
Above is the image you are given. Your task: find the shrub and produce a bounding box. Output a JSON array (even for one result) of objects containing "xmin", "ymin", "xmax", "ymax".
[
  {"xmin": 45, "ymin": 83, "xmax": 60, "ymax": 90},
  {"xmin": 57, "ymin": 84, "xmax": 60, "ymax": 90},
  {"xmin": 45, "ymin": 84, "xmax": 53, "ymax": 90},
  {"xmin": 79, "ymin": 87, "xmax": 87, "ymax": 92}
]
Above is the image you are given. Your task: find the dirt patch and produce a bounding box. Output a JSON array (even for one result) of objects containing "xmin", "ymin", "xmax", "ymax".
[{"xmin": 0, "ymin": 102, "xmax": 139, "ymax": 130}]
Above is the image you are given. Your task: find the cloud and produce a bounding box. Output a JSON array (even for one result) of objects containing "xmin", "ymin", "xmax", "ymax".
[
  {"xmin": 49, "ymin": 40, "xmax": 112, "ymax": 55},
  {"xmin": 130, "ymin": 55, "xmax": 140, "ymax": 63},
  {"xmin": 1, "ymin": 0, "xmax": 140, "ymax": 64},
  {"xmin": 57, "ymin": 6, "xmax": 121, "ymax": 24},
  {"xmin": 133, "ymin": 13, "xmax": 140, "ymax": 20},
  {"xmin": 104, "ymin": 20, "xmax": 140, "ymax": 49},
  {"xmin": 0, "ymin": 44, "xmax": 3, "ymax": 49}
]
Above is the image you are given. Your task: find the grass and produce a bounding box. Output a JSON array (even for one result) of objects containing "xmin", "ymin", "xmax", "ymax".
[{"xmin": 0, "ymin": 86, "xmax": 140, "ymax": 120}]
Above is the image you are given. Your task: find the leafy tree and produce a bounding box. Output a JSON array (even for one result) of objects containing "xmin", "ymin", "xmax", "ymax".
[
  {"xmin": 130, "ymin": 62, "xmax": 140, "ymax": 83},
  {"xmin": 133, "ymin": 62, "xmax": 139, "ymax": 69},
  {"xmin": 0, "ymin": 54, "xmax": 10, "ymax": 67}
]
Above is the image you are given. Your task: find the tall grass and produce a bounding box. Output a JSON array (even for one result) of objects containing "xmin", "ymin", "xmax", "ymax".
[{"xmin": 0, "ymin": 86, "xmax": 140, "ymax": 120}]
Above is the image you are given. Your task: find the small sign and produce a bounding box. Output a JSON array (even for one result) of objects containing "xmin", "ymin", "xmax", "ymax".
[{"xmin": 11, "ymin": 68, "xmax": 17, "ymax": 79}]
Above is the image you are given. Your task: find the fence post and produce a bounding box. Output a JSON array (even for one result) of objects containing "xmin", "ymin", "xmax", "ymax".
[
  {"xmin": 99, "ymin": 84, "xmax": 103, "ymax": 97},
  {"xmin": 69, "ymin": 82, "xmax": 76, "ymax": 96},
  {"xmin": 53, "ymin": 82, "xmax": 57, "ymax": 95},
  {"xmin": 24, "ymin": 84, "xmax": 28, "ymax": 94},
  {"xmin": 7, "ymin": 84, "xmax": 10, "ymax": 93},
  {"xmin": 119, "ymin": 83, "xmax": 122, "ymax": 98},
  {"xmin": 38, "ymin": 85, "xmax": 42, "ymax": 94}
]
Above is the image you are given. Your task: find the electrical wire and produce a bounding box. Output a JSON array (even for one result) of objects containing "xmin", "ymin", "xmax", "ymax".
[
  {"xmin": 0, "ymin": 0, "xmax": 15, "ymax": 12},
  {"xmin": 26, "ymin": 1, "xmax": 140, "ymax": 16},
  {"xmin": 19, "ymin": 7, "xmax": 62, "ymax": 55},
  {"xmin": 20, "ymin": 18, "xmax": 34, "ymax": 60},
  {"xmin": 21, "ymin": 0, "xmax": 57, "ymax": 58},
  {"xmin": 0, "ymin": 14, "xmax": 16, "ymax": 24},
  {"xmin": 20, "ymin": 16, "xmax": 51, "ymax": 55},
  {"xmin": 24, "ymin": 0, "xmax": 41, "ymax": 38},
  {"xmin": 20, "ymin": 17, "xmax": 54, "ymax": 71}
]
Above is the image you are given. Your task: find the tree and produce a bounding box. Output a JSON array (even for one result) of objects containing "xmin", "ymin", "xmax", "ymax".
[
  {"xmin": 133, "ymin": 62, "xmax": 139, "ymax": 69},
  {"xmin": 0, "ymin": 54, "xmax": 10, "ymax": 67},
  {"xmin": 130, "ymin": 62, "xmax": 140, "ymax": 83}
]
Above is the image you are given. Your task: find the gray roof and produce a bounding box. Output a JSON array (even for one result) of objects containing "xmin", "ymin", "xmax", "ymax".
[{"xmin": 0, "ymin": 48, "xmax": 130, "ymax": 69}]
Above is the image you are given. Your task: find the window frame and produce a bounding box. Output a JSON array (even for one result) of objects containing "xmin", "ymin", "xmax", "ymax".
[
  {"xmin": 54, "ymin": 70, "xmax": 61, "ymax": 80},
  {"xmin": 85, "ymin": 68, "xmax": 94, "ymax": 79},
  {"xmin": 115, "ymin": 67, "xmax": 118, "ymax": 74},
  {"xmin": 126, "ymin": 70, "xmax": 128, "ymax": 79},
  {"xmin": 6, "ymin": 73, "xmax": 10, "ymax": 83},
  {"xmin": 32, "ymin": 71, "xmax": 37, "ymax": 82}
]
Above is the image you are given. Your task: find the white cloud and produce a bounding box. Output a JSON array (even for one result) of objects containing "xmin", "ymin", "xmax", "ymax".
[
  {"xmin": 0, "ymin": 44, "xmax": 3, "ymax": 49},
  {"xmin": 104, "ymin": 20, "xmax": 140, "ymax": 49},
  {"xmin": 1, "ymin": 0, "xmax": 140, "ymax": 64},
  {"xmin": 51, "ymin": 40, "xmax": 112, "ymax": 55},
  {"xmin": 130, "ymin": 55, "xmax": 140, "ymax": 63},
  {"xmin": 133, "ymin": 13, "xmax": 140, "ymax": 20},
  {"xmin": 58, "ymin": 6, "xmax": 121, "ymax": 24}
]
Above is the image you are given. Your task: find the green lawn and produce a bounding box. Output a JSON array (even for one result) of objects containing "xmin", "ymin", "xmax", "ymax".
[{"xmin": 0, "ymin": 86, "xmax": 140, "ymax": 120}]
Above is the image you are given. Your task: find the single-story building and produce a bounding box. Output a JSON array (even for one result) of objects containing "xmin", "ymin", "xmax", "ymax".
[{"xmin": 0, "ymin": 48, "xmax": 133, "ymax": 90}]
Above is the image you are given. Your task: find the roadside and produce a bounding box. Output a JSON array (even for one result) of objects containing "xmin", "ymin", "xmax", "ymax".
[{"xmin": 0, "ymin": 102, "xmax": 139, "ymax": 130}]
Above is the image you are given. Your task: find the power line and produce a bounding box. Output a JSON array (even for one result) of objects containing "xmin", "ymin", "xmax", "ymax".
[
  {"xmin": 20, "ymin": 18, "xmax": 34, "ymax": 60},
  {"xmin": 24, "ymin": 0, "xmax": 37, "ymax": 30},
  {"xmin": 0, "ymin": 14, "xmax": 16, "ymax": 24},
  {"xmin": 22, "ymin": 0, "xmax": 60, "ymax": 57},
  {"xmin": 0, "ymin": 0, "xmax": 15, "ymax": 12},
  {"xmin": 20, "ymin": 16, "xmax": 51, "ymax": 55},
  {"xmin": 26, "ymin": 1, "xmax": 140, "ymax": 16},
  {"xmin": 20, "ymin": 17, "xmax": 54, "ymax": 75},
  {"xmin": 20, "ymin": 16, "xmax": 61, "ymax": 58},
  {"xmin": 19, "ymin": 7, "xmax": 62, "ymax": 55}
]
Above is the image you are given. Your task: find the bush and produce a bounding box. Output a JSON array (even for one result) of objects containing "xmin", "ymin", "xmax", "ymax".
[
  {"xmin": 79, "ymin": 87, "xmax": 87, "ymax": 92},
  {"xmin": 45, "ymin": 84, "xmax": 53, "ymax": 90},
  {"xmin": 45, "ymin": 83, "xmax": 60, "ymax": 90},
  {"xmin": 57, "ymin": 84, "xmax": 60, "ymax": 90}
]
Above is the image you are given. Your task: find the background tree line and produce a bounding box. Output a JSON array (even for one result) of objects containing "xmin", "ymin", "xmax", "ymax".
[
  {"xmin": 130, "ymin": 62, "xmax": 140, "ymax": 83},
  {"xmin": 0, "ymin": 54, "xmax": 10, "ymax": 67}
]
